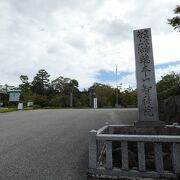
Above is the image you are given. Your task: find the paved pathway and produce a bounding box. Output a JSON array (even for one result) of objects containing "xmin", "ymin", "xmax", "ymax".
[{"xmin": 0, "ymin": 109, "xmax": 138, "ymax": 180}]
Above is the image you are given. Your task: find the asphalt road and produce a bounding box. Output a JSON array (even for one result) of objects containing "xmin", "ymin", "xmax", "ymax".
[{"xmin": 0, "ymin": 109, "xmax": 138, "ymax": 180}]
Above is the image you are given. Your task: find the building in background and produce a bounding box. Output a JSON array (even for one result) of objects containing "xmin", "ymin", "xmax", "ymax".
[
  {"xmin": 0, "ymin": 85, "xmax": 21, "ymax": 106},
  {"xmin": 0, "ymin": 89, "xmax": 8, "ymax": 107},
  {"xmin": 9, "ymin": 89, "xmax": 21, "ymax": 102}
]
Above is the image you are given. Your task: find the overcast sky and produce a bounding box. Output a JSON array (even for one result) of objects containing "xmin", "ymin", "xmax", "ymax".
[{"xmin": 0, "ymin": 0, "xmax": 180, "ymax": 89}]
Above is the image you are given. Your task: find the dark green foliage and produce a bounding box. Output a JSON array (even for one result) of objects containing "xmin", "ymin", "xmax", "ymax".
[
  {"xmin": 157, "ymin": 72, "xmax": 180, "ymax": 99},
  {"xmin": 89, "ymin": 83, "xmax": 115, "ymax": 107},
  {"xmin": 156, "ymin": 72, "xmax": 180, "ymax": 124},
  {"xmin": 49, "ymin": 95, "xmax": 69, "ymax": 107},
  {"xmin": 89, "ymin": 83, "xmax": 137, "ymax": 107},
  {"xmin": 32, "ymin": 69, "xmax": 50, "ymax": 95},
  {"xmin": 168, "ymin": 5, "xmax": 180, "ymax": 32},
  {"xmin": 18, "ymin": 70, "xmax": 180, "ymax": 108},
  {"xmin": 158, "ymin": 85, "xmax": 180, "ymax": 100},
  {"xmin": 19, "ymin": 75, "xmax": 33, "ymax": 102},
  {"xmin": 157, "ymin": 72, "xmax": 180, "ymax": 93},
  {"xmin": 77, "ymin": 92, "xmax": 89, "ymax": 107},
  {"xmin": 120, "ymin": 88, "xmax": 137, "ymax": 107},
  {"xmin": 33, "ymin": 95, "xmax": 49, "ymax": 107},
  {"xmin": 19, "ymin": 70, "xmax": 81, "ymax": 108},
  {"xmin": 52, "ymin": 76, "xmax": 78, "ymax": 94}
]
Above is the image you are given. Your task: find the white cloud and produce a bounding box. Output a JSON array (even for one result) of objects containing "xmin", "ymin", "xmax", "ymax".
[
  {"xmin": 153, "ymin": 33, "xmax": 180, "ymax": 64},
  {"xmin": 0, "ymin": 0, "xmax": 179, "ymax": 88},
  {"xmin": 116, "ymin": 64, "xmax": 180, "ymax": 90},
  {"xmin": 155, "ymin": 64, "xmax": 180, "ymax": 82}
]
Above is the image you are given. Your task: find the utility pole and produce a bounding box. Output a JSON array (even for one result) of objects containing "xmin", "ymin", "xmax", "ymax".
[
  {"xmin": 89, "ymin": 90, "xmax": 92, "ymax": 107},
  {"xmin": 115, "ymin": 65, "xmax": 118, "ymax": 107}
]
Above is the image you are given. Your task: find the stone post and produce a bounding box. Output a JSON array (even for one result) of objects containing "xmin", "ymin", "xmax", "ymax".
[
  {"xmin": 18, "ymin": 103, "xmax": 23, "ymax": 110},
  {"xmin": 154, "ymin": 143, "xmax": 164, "ymax": 173},
  {"xmin": 89, "ymin": 130, "xmax": 97, "ymax": 169},
  {"xmin": 137, "ymin": 142, "xmax": 146, "ymax": 171},
  {"xmin": 93, "ymin": 98, "xmax": 97, "ymax": 109},
  {"xmin": 172, "ymin": 143, "xmax": 180, "ymax": 173},
  {"xmin": 121, "ymin": 141, "xmax": 129, "ymax": 170},
  {"xmin": 133, "ymin": 28, "xmax": 164, "ymax": 127},
  {"xmin": 106, "ymin": 141, "xmax": 112, "ymax": 169}
]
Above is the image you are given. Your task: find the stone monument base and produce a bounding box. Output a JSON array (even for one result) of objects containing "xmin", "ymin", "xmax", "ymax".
[{"xmin": 134, "ymin": 120, "xmax": 165, "ymax": 127}]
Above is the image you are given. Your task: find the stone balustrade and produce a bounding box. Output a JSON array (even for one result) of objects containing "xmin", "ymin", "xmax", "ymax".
[{"xmin": 88, "ymin": 125, "xmax": 180, "ymax": 179}]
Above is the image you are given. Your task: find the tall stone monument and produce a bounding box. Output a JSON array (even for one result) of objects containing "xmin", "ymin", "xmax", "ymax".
[{"xmin": 133, "ymin": 28, "xmax": 164, "ymax": 127}]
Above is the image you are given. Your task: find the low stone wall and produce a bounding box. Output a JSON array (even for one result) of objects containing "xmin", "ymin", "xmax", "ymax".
[
  {"xmin": 88, "ymin": 125, "xmax": 180, "ymax": 179},
  {"xmin": 158, "ymin": 95, "xmax": 180, "ymax": 124}
]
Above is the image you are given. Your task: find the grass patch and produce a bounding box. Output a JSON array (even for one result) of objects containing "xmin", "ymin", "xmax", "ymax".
[
  {"xmin": 24, "ymin": 107, "xmax": 34, "ymax": 110},
  {"xmin": 0, "ymin": 108, "xmax": 17, "ymax": 113},
  {"xmin": 0, "ymin": 107, "xmax": 34, "ymax": 113}
]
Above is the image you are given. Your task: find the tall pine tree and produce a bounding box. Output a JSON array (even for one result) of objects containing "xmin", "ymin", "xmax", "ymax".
[{"xmin": 32, "ymin": 69, "xmax": 50, "ymax": 95}]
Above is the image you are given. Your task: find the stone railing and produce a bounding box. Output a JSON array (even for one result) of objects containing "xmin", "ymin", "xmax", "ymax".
[{"xmin": 88, "ymin": 125, "xmax": 180, "ymax": 179}]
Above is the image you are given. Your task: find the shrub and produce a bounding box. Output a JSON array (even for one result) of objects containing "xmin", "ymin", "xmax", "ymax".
[{"xmin": 34, "ymin": 95, "xmax": 49, "ymax": 107}]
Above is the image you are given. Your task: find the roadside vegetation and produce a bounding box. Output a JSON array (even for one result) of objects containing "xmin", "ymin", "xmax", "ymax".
[
  {"xmin": 1, "ymin": 70, "xmax": 179, "ymax": 109},
  {"xmin": 157, "ymin": 72, "xmax": 180, "ymax": 100},
  {"xmin": 0, "ymin": 108, "xmax": 17, "ymax": 113},
  {"xmin": 15, "ymin": 69, "xmax": 137, "ymax": 108},
  {"xmin": 0, "ymin": 107, "xmax": 33, "ymax": 113}
]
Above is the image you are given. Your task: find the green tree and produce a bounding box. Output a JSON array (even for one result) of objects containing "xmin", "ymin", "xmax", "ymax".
[
  {"xmin": 19, "ymin": 75, "xmax": 33, "ymax": 101},
  {"xmin": 65, "ymin": 79, "xmax": 79, "ymax": 107},
  {"xmin": 120, "ymin": 87, "xmax": 137, "ymax": 107},
  {"xmin": 157, "ymin": 72, "xmax": 180, "ymax": 93},
  {"xmin": 168, "ymin": 5, "xmax": 180, "ymax": 32},
  {"xmin": 19, "ymin": 75, "xmax": 30, "ymax": 92},
  {"xmin": 157, "ymin": 72, "xmax": 180, "ymax": 99},
  {"xmin": 20, "ymin": 75, "xmax": 28, "ymax": 83},
  {"xmin": 89, "ymin": 83, "xmax": 116, "ymax": 107},
  {"xmin": 78, "ymin": 91, "xmax": 89, "ymax": 107},
  {"xmin": 51, "ymin": 76, "xmax": 79, "ymax": 107},
  {"xmin": 51, "ymin": 76, "xmax": 69, "ymax": 93},
  {"xmin": 52, "ymin": 76, "xmax": 79, "ymax": 94},
  {"xmin": 69, "ymin": 79, "xmax": 78, "ymax": 90},
  {"xmin": 33, "ymin": 94, "xmax": 49, "ymax": 107},
  {"xmin": 32, "ymin": 69, "xmax": 50, "ymax": 95}
]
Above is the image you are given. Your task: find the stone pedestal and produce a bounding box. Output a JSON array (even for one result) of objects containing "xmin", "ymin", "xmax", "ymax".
[{"xmin": 134, "ymin": 121, "xmax": 165, "ymax": 127}]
